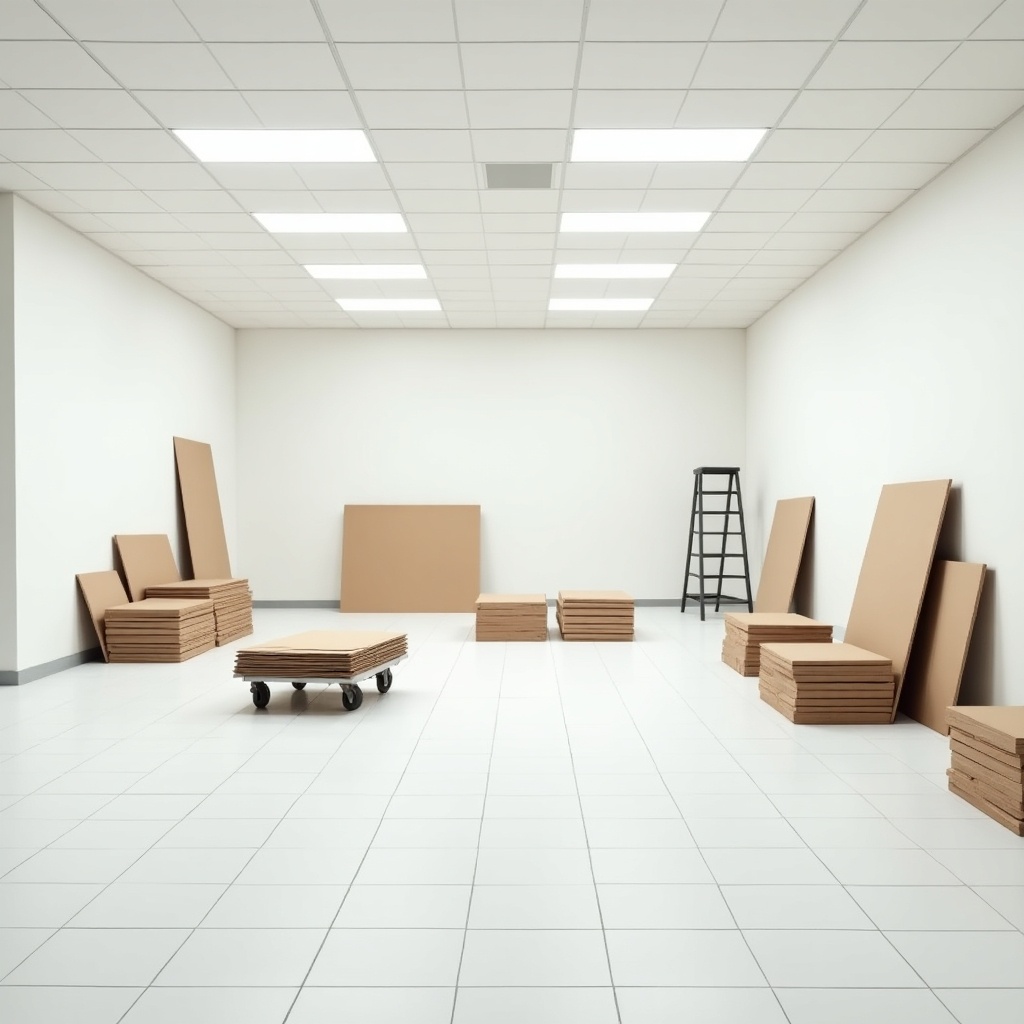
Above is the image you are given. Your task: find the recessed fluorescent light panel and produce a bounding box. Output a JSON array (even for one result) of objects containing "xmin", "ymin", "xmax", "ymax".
[
  {"xmin": 306, "ymin": 264, "xmax": 427, "ymax": 280},
  {"xmin": 254, "ymin": 213, "xmax": 406, "ymax": 233},
  {"xmin": 555, "ymin": 264, "xmax": 675, "ymax": 279},
  {"xmin": 571, "ymin": 128, "xmax": 766, "ymax": 162},
  {"xmin": 560, "ymin": 212, "xmax": 709, "ymax": 233},
  {"xmin": 173, "ymin": 129, "xmax": 375, "ymax": 163},
  {"xmin": 549, "ymin": 298, "xmax": 653, "ymax": 311},
  {"xmin": 337, "ymin": 298, "xmax": 442, "ymax": 312}
]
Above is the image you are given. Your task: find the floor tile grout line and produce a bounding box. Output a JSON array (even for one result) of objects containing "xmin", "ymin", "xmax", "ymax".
[{"xmin": 277, "ymin": 637, "xmax": 466, "ymax": 1023}]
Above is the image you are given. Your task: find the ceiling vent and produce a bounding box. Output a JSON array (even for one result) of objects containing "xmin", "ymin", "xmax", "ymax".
[{"xmin": 485, "ymin": 163, "xmax": 553, "ymax": 189}]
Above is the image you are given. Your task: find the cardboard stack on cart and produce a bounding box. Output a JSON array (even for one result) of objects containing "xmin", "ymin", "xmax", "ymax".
[
  {"xmin": 234, "ymin": 630, "xmax": 407, "ymax": 679},
  {"xmin": 557, "ymin": 591, "xmax": 634, "ymax": 641},
  {"xmin": 145, "ymin": 578, "xmax": 253, "ymax": 645},
  {"xmin": 759, "ymin": 642, "xmax": 894, "ymax": 724},
  {"xmin": 105, "ymin": 598, "xmax": 216, "ymax": 663},
  {"xmin": 946, "ymin": 706, "xmax": 1024, "ymax": 836},
  {"xmin": 476, "ymin": 594, "xmax": 548, "ymax": 641},
  {"xmin": 722, "ymin": 612, "xmax": 832, "ymax": 676}
]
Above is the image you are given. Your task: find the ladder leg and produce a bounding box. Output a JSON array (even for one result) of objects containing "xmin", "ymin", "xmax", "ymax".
[
  {"xmin": 714, "ymin": 473, "xmax": 736, "ymax": 613},
  {"xmin": 681, "ymin": 473, "xmax": 699, "ymax": 612},
  {"xmin": 734, "ymin": 472, "xmax": 754, "ymax": 613},
  {"xmin": 696, "ymin": 476, "xmax": 707, "ymax": 621}
]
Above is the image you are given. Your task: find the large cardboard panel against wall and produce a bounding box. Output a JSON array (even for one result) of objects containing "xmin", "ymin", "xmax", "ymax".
[
  {"xmin": 76, "ymin": 570, "xmax": 129, "ymax": 662},
  {"xmin": 899, "ymin": 560, "xmax": 986, "ymax": 735},
  {"xmin": 340, "ymin": 505, "xmax": 480, "ymax": 612},
  {"xmin": 843, "ymin": 478, "xmax": 951, "ymax": 722},
  {"xmin": 114, "ymin": 534, "xmax": 181, "ymax": 602},
  {"xmin": 753, "ymin": 496, "xmax": 814, "ymax": 613},
  {"xmin": 173, "ymin": 436, "xmax": 231, "ymax": 580}
]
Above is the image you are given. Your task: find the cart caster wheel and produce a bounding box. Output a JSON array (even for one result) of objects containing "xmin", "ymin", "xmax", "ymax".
[
  {"xmin": 376, "ymin": 667, "xmax": 393, "ymax": 694},
  {"xmin": 341, "ymin": 686, "xmax": 363, "ymax": 711},
  {"xmin": 292, "ymin": 681, "xmax": 306, "ymax": 690},
  {"xmin": 251, "ymin": 681, "xmax": 270, "ymax": 709}
]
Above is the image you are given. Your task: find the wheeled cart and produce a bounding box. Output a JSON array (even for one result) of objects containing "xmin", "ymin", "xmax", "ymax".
[{"xmin": 243, "ymin": 654, "xmax": 407, "ymax": 711}]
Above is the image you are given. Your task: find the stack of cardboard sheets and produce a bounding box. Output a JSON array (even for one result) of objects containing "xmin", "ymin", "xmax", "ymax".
[
  {"xmin": 145, "ymin": 578, "xmax": 253, "ymax": 645},
  {"xmin": 556, "ymin": 591, "xmax": 634, "ymax": 642},
  {"xmin": 946, "ymin": 706, "xmax": 1024, "ymax": 836},
  {"xmin": 759, "ymin": 642, "xmax": 895, "ymax": 723},
  {"xmin": 105, "ymin": 598, "xmax": 216, "ymax": 663},
  {"xmin": 722, "ymin": 612, "xmax": 833, "ymax": 676},
  {"xmin": 476, "ymin": 594, "xmax": 548, "ymax": 641},
  {"xmin": 234, "ymin": 630, "xmax": 407, "ymax": 680}
]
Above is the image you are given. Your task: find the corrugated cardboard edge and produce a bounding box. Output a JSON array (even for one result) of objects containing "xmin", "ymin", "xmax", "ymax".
[
  {"xmin": 114, "ymin": 533, "xmax": 182, "ymax": 602},
  {"xmin": 753, "ymin": 496, "xmax": 815, "ymax": 613},
  {"xmin": 899, "ymin": 560, "xmax": 986, "ymax": 735},
  {"xmin": 173, "ymin": 436, "xmax": 232, "ymax": 580},
  {"xmin": 75, "ymin": 570, "xmax": 129, "ymax": 662}
]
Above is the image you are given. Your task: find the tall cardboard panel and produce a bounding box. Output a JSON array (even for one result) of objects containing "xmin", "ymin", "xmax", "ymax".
[
  {"xmin": 753, "ymin": 496, "xmax": 815, "ymax": 613},
  {"xmin": 114, "ymin": 534, "xmax": 181, "ymax": 602},
  {"xmin": 173, "ymin": 436, "xmax": 231, "ymax": 580},
  {"xmin": 76, "ymin": 570, "xmax": 129, "ymax": 662}
]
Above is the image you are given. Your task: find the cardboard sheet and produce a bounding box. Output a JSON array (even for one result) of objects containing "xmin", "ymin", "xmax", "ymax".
[
  {"xmin": 340, "ymin": 505, "xmax": 480, "ymax": 612},
  {"xmin": 754, "ymin": 496, "xmax": 814, "ymax": 613},
  {"xmin": 899, "ymin": 560, "xmax": 986, "ymax": 735},
  {"xmin": 173, "ymin": 436, "xmax": 232, "ymax": 580},
  {"xmin": 114, "ymin": 534, "xmax": 182, "ymax": 602},
  {"xmin": 843, "ymin": 479, "xmax": 951, "ymax": 721},
  {"xmin": 946, "ymin": 706, "xmax": 1024, "ymax": 756},
  {"xmin": 75, "ymin": 570, "xmax": 129, "ymax": 662}
]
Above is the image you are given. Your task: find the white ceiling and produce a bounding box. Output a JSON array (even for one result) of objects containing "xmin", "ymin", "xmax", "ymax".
[{"xmin": 1, "ymin": 0, "xmax": 1022, "ymax": 330}]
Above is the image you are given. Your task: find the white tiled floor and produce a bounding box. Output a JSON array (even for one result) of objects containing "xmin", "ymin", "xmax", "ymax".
[{"xmin": 1, "ymin": 606, "xmax": 1023, "ymax": 1023}]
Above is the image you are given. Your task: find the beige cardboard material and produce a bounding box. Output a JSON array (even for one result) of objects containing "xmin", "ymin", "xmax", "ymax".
[
  {"xmin": 341, "ymin": 505, "xmax": 480, "ymax": 612},
  {"xmin": 754, "ymin": 496, "xmax": 815, "ymax": 613},
  {"xmin": 114, "ymin": 534, "xmax": 182, "ymax": 602},
  {"xmin": 173, "ymin": 436, "xmax": 232, "ymax": 580},
  {"xmin": 950, "ymin": 732, "xmax": 1024, "ymax": 770},
  {"xmin": 947, "ymin": 768, "xmax": 1024, "ymax": 816},
  {"xmin": 899, "ymin": 561, "xmax": 987, "ymax": 734},
  {"xmin": 843, "ymin": 479, "xmax": 951, "ymax": 720},
  {"xmin": 948, "ymin": 779, "xmax": 1024, "ymax": 835},
  {"xmin": 75, "ymin": 570, "xmax": 129, "ymax": 662},
  {"xmin": 946, "ymin": 707, "xmax": 1024, "ymax": 756}
]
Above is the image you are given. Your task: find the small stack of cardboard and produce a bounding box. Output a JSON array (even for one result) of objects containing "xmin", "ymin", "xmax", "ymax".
[
  {"xmin": 145, "ymin": 579, "xmax": 253, "ymax": 645},
  {"xmin": 104, "ymin": 598, "xmax": 216, "ymax": 663},
  {"xmin": 476, "ymin": 594, "xmax": 548, "ymax": 641},
  {"xmin": 556, "ymin": 591, "xmax": 634, "ymax": 642},
  {"xmin": 234, "ymin": 630, "xmax": 407, "ymax": 680},
  {"xmin": 759, "ymin": 642, "xmax": 894, "ymax": 724},
  {"xmin": 722, "ymin": 612, "xmax": 833, "ymax": 676},
  {"xmin": 946, "ymin": 706, "xmax": 1024, "ymax": 836}
]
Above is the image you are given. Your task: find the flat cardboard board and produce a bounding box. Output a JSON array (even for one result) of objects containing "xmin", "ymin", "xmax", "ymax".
[
  {"xmin": 114, "ymin": 534, "xmax": 182, "ymax": 602},
  {"xmin": 946, "ymin": 706, "xmax": 1024, "ymax": 756},
  {"xmin": 477, "ymin": 593, "xmax": 546, "ymax": 608},
  {"xmin": 843, "ymin": 479, "xmax": 951, "ymax": 720},
  {"xmin": 173, "ymin": 436, "xmax": 232, "ymax": 580},
  {"xmin": 754, "ymin": 496, "xmax": 815, "ymax": 613},
  {"xmin": 558, "ymin": 590, "xmax": 633, "ymax": 603},
  {"xmin": 341, "ymin": 505, "xmax": 480, "ymax": 612},
  {"xmin": 75, "ymin": 571, "xmax": 129, "ymax": 662},
  {"xmin": 950, "ymin": 732, "xmax": 1024, "ymax": 770},
  {"xmin": 948, "ymin": 779, "xmax": 1024, "ymax": 835},
  {"xmin": 899, "ymin": 560, "xmax": 986, "ymax": 735}
]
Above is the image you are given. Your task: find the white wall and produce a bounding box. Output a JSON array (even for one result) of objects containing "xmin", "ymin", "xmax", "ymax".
[
  {"xmin": 0, "ymin": 195, "xmax": 16, "ymax": 673},
  {"xmin": 236, "ymin": 328, "xmax": 745, "ymax": 601},
  {"xmin": 12, "ymin": 198, "xmax": 236, "ymax": 672},
  {"xmin": 746, "ymin": 109, "xmax": 1024, "ymax": 705}
]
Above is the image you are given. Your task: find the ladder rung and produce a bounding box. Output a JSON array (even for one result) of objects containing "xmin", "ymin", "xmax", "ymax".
[{"xmin": 698, "ymin": 490, "xmax": 734, "ymax": 495}]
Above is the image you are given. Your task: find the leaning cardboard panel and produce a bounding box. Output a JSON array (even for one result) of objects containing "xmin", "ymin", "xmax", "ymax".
[
  {"xmin": 173, "ymin": 436, "xmax": 232, "ymax": 580},
  {"xmin": 76, "ymin": 570, "xmax": 129, "ymax": 662},
  {"xmin": 899, "ymin": 560, "xmax": 986, "ymax": 735},
  {"xmin": 843, "ymin": 479, "xmax": 951, "ymax": 722},
  {"xmin": 340, "ymin": 505, "xmax": 480, "ymax": 612},
  {"xmin": 753, "ymin": 496, "xmax": 814, "ymax": 613},
  {"xmin": 114, "ymin": 533, "xmax": 181, "ymax": 602}
]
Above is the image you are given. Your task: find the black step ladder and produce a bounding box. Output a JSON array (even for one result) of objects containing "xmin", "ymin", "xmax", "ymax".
[{"xmin": 681, "ymin": 466, "xmax": 753, "ymax": 620}]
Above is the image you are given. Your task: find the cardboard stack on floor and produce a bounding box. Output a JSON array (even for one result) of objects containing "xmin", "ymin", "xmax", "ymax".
[
  {"xmin": 723, "ymin": 612, "xmax": 832, "ymax": 676},
  {"xmin": 758, "ymin": 479, "xmax": 951, "ymax": 725},
  {"xmin": 557, "ymin": 591, "xmax": 634, "ymax": 641},
  {"xmin": 476, "ymin": 594, "xmax": 547, "ymax": 641},
  {"xmin": 946, "ymin": 706, "xmax": 1024, "ymax": 836},
  {"xmin": 235, "ymin": 630, "xmax": 407, "ymax": 680},
  {"xmin": 145, "ymin": 579, "xmax": 253, "ymax": 645},
  {"xmin": 759, "ymin": 642, "xmax": 894, "ymax": 723},
  {"xmin": 105, "ymin": 598, "xmax": 216, "ymax": 663}
]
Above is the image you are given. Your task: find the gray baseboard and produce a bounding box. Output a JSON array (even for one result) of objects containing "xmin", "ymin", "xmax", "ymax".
[
  {"xmin": 0, "ymin": 648, "xmax": 101, "ymax": 686},
  {"xmin": 252, "ymin": 600, "xmax": 338, "ymax": 609}
]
